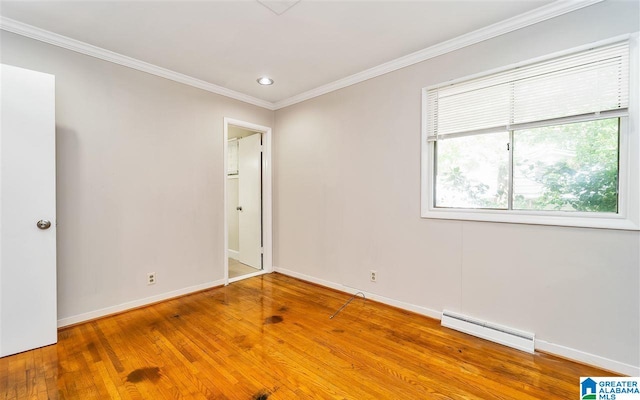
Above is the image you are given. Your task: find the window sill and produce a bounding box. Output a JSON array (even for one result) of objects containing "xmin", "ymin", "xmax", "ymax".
[{"xmin": 421, "ymin": 208, "xmax": 640, "ymax": 231}]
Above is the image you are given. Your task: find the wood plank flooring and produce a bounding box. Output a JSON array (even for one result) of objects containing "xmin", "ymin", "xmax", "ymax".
[{"xmin": 1, "ymin": 273, "xmax": 616, "ymax": 399}]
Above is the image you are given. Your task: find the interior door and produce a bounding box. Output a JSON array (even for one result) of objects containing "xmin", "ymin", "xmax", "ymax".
[
  {"xmin": 0, "ymin": 64, "xmax": 57, "ymax": 357},
  {"xmin": 238, "ymin": 133, "xmax": 262, "ymax": 269}
]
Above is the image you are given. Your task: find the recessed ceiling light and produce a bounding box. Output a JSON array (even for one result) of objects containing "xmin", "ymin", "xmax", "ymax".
[{"xmin": 257, "ymin": 76, "xmax": 274, "ymax": 85}]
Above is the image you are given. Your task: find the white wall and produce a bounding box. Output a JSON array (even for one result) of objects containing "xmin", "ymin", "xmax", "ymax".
[
  {"xmin": 0, "ymin": 31, "xmax": 273, "ymax": 324},
  {"xmin": 273, "ymin": 0, "xmax": 640, "ymax": 374}
]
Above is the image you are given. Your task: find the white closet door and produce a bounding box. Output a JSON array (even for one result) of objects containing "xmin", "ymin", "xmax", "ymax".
[{"xmin": 0, "ymin": 64, "xmax": 57, "ymax": 357}]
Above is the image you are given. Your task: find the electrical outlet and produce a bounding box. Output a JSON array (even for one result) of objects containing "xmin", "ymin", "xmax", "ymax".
[
  {"xmin": 147, "ymin": 272, "xmax": 156, "ymax": 285},
  {"xmin": 370, "ymin": 270, "xmax": 377, "ymax": 282}
]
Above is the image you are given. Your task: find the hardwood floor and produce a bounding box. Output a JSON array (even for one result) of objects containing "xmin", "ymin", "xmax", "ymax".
[{"xmin": 1, "ymin": 273, "xmax": 615, "ymax": 399}]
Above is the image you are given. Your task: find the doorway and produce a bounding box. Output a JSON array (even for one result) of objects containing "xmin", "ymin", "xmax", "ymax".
[{"xmin": 224, "ymin": 118, "xmax": 272, "ymax": 284}]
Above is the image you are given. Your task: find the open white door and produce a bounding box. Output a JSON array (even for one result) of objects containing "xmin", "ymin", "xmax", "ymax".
[
  {"xmin": 0, "ymin": 64, "xmax": 57, "ymax": 357},
  {"xmin": 237, "ymin": 133, "xmax": 262, "ymax": 269}
]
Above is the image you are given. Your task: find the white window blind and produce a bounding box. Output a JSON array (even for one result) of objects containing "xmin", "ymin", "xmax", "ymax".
[{"xmin": 426, "ymin": 41, "xmax": 629, "ymax": 141}]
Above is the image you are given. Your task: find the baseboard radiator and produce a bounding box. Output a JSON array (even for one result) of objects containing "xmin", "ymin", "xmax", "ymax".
[{"xmin": 441, "ymin": 310, "xmax": 535, "ymax": 353}]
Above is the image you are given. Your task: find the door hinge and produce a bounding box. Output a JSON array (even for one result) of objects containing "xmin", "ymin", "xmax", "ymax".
[{"xmin": 260, "ymin": 247, "xmax": 264, "ymax": 254}]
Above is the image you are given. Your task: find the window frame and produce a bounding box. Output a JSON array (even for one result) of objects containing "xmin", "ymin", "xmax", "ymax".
[{"xmin": 421, "ymin": 34, "xmax": 639, "ymax": 230}]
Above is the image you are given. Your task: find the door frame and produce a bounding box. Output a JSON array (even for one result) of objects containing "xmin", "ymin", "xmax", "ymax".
[{"xmin": 223, "ymin": 117, "xmax": 273, "ymax": 285}]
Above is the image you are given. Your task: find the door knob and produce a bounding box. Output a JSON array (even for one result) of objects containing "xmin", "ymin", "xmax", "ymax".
[
  {"xmin": 37, "ymin": 220, "xmax": 51, "ymax": 230},
  {"xmin": 236, "ymin": 206, "xmax": 243, "ymax": 211}
]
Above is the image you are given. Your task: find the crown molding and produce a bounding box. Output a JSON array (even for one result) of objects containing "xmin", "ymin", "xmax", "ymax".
[
  {"xmin": 0, "ymin": 16, "xmax": 276, "ymax": 110},
  {"xmin": 273, "ymin": 0, "xmax": 604, "ymax": 110},
  {"xmin": 1, "ymin": 0, "xmax": 603, "ymax": 112}
]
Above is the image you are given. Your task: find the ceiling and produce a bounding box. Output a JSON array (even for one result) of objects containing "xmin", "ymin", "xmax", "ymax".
[{"xmin": 0, "ymin": 0, "xmax": 561, "ymax": 107}]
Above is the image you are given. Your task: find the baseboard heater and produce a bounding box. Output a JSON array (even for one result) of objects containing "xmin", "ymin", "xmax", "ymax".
[{"xmin": 441, "ymin": 310, "xmax": 535, "ymax": 353}]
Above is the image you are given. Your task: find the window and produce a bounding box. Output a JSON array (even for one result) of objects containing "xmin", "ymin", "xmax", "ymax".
[{"xmin": 422, "ymin": 38, "xmax": 639, "ymax": 230}]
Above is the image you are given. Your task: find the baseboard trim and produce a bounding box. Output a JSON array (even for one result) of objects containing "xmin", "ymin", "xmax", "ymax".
[
  {"xmin": 228, "ymin": 249, "xmax": 239, "ymax": 260},
  {"xmin": 273, "ymin": 265, "xmax": 639, "ymax": 376},
  {"xmin": 273, "ymin": 266, "xmax": 441, "ymax": 321},
  {"xmin": 535, "ymin": 339, "xmax": 640, "ymax": 377},
  {"xmin": 57, "ymin": 279, "xmax": 225, "ymax": 328}
]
